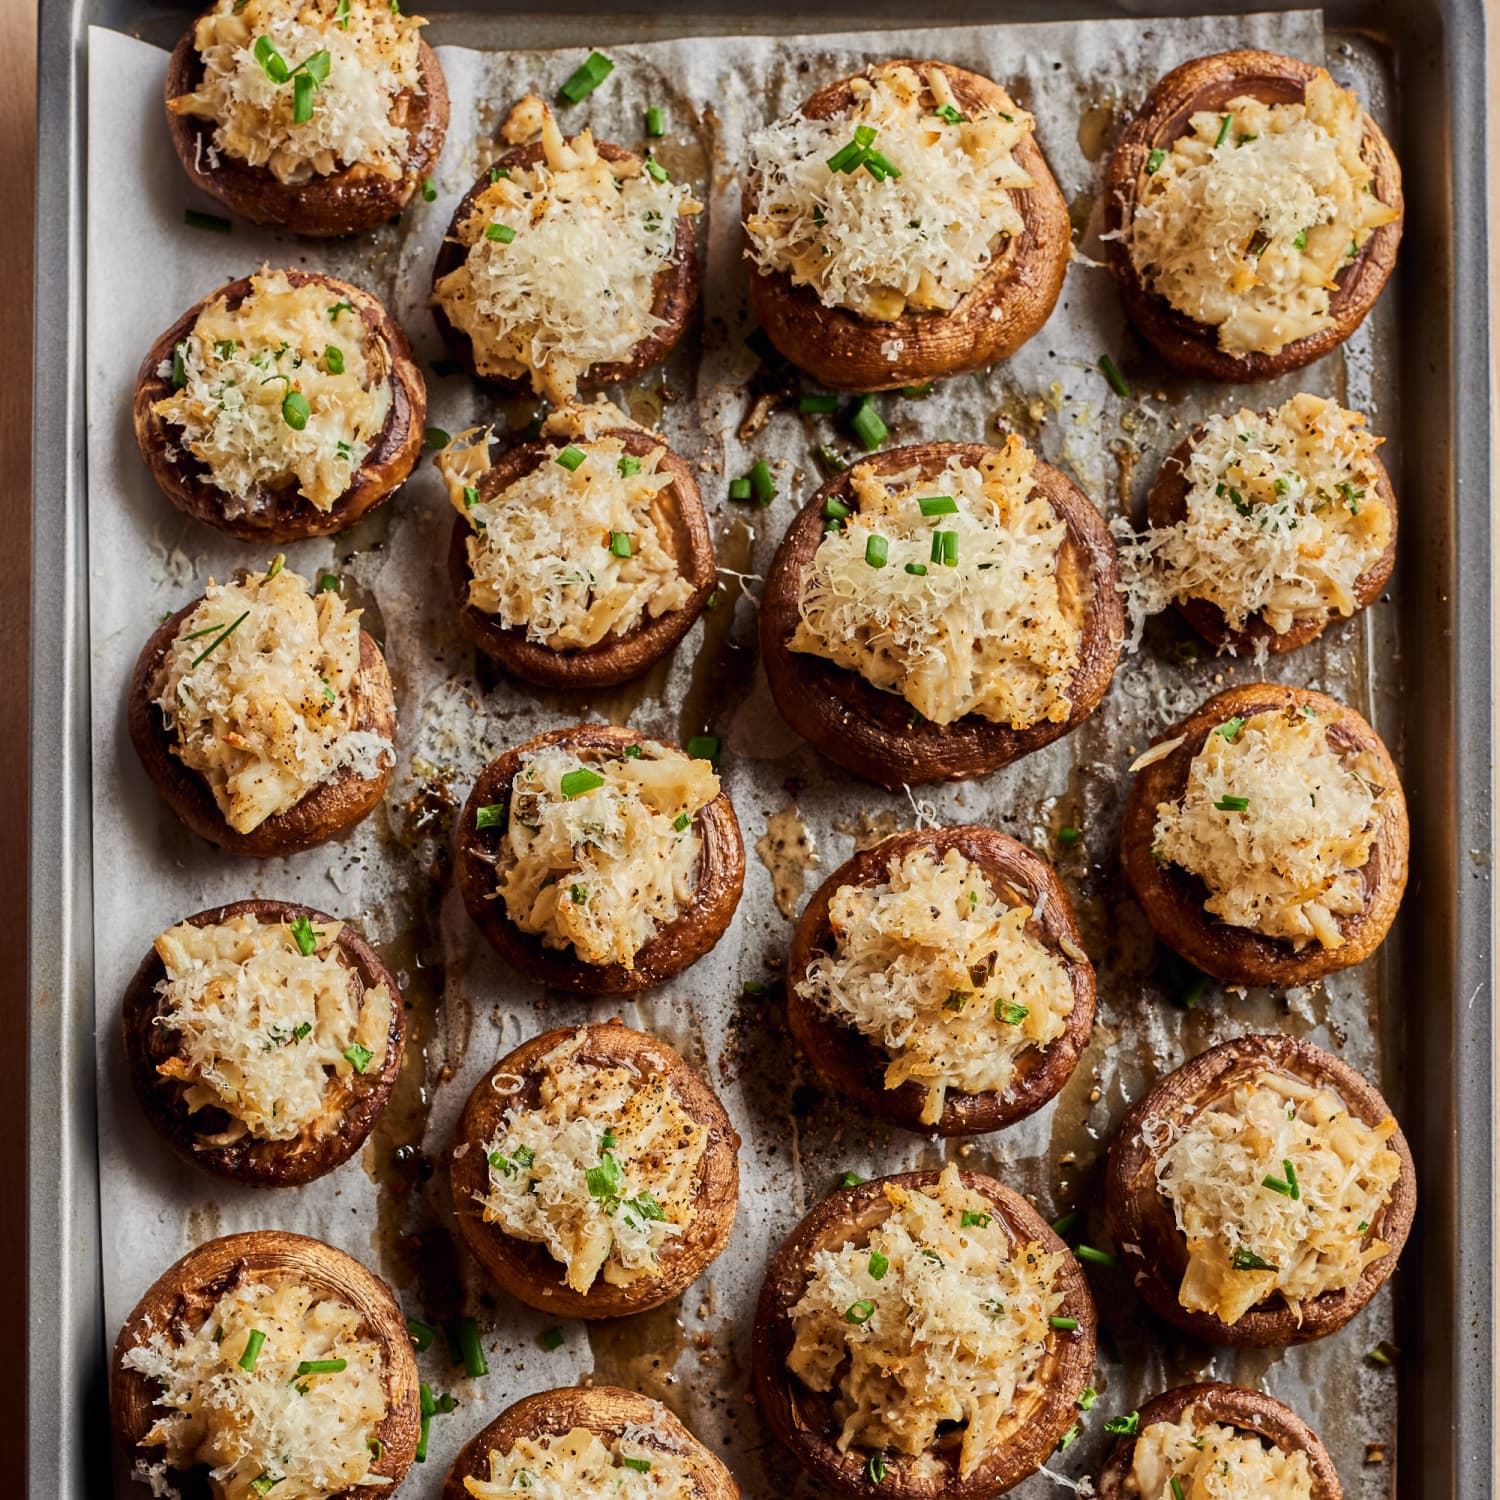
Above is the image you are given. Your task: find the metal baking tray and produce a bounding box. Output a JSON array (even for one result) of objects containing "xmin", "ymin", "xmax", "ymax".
[{"xmin": 28, "ymin": 2, "xmax": 1493, "ymax": 1497}]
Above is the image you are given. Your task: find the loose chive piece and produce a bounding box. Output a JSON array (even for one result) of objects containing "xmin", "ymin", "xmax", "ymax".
[
  {"xmin": 799, "ymin": 393, "xmax": 839, "ymax": 414},
  {"xmin": 1366, "ymin": 1341, "xmax": 1398, "ymax": 1367},
  {"xmin": 838, "ymin": 1171, "xmax": 866, "ymax": 1188},
  {"xmin": 1214, "ymin": 794, "xmax": 1250, "ymax": 812},
  {"xmin": 1262, "ymin": 1172, "xmax": 1295, "ymax": 1198},
  {"xmin": 863, "ymin": 149, "xmax": 901, "ymax": 181},
  {"xmin": 826, "ymin": 126, "xmax": 876, "ymax": 173},
  {"xmin": 560, "ymin": 767, "xmax": 605, "ymax": 797},
  {"xmin": 686, "ymin": 734, "xmax": 721, "ymax": 765},
  {"xmin": 609, "ymin": 531, "xmax": 633, "ymax": 558},
  {"xmin": 1075, "ymin": 1244, "xmax": 1119, "ymax": 1268},
  {"xmin": 1049, "ymin": 1316, "xmax": 1079, "ymax": 1332},
  {"xmin": 1146, "ymin": 147, "xmax": 1166, "ymax": 174},
  {"xmin": 1104, "ymin": 1411, "xmax": 1141, "ymax": 1436},
  {"xmin": 904, "ymin": 562, "xmax": 927, "ymax": 576},
  {"xmin": 281, "ymin": 391, "xmax": 311, "ymax": 430},
  {"xmin": 485, "ymin": 223, "xmax": 516, "ymax": 243},
  {"xmin": 867, "ymin": 1452, "xmax": 889, "ymax": 1483},
  {"xmin": 1077, "ymin": 1387, "xmax": 1098, "ymax": 1411},
  {"xmin": 644, "ymin": 156, "xmax": 670, "ymax": 183},
  {"xmin": 249, "ymin": 1474, "xmax": 282, "ymax": 1497},
  {"xmin": 1050, "ymin": 1210, "xmax": 1081, "ymax": 1237},
  {"xmin": 1058, "ymin": 825, "xmax": 1082, "ymax": 845},
  {"xmin": 288, "ymin": 914, "xmax": 319, "ymax": 956},
  {"xmin": 1171, "ymin": 1479, "xmax": 1187, "ymax": 1500},
  {"xmin": 559, "ymin": 50, "xmax": 614, "ymax": 105},
  {"xmin": 729, "ymin": 477, "xmax": 752, "ymax": 502},
  {"xmin": 1098, "ymin": 353, "xmax": 1132, "ymax": 399},
  {"xmin": 621, "ymin": 1456, "xmax": 652, "ymax": 1474},
  {"xmin": 823, "ymin": 496, "xmax": 852, "ymax": 522},
  {"xmin": 424, "ymin": 426, "xmax": 451, "ymax": 451},
  {"xmin": 170, "ymin": 341, "xmax": 189, "ymax": 390},
  {"xmin": 749, "ymin": 458, "xmax": 775, "ymax": 505},
  {"xmin": 190, "ymin": 610, "xmax": 250, "ymax": 668},
  {"xmin": 867, "ymin": 1250, "xmax": 889, "ymax": 1280},
  {"xmin": 1230, "ymin": 1246, "xmax": 1278, "ymax": 1271},
  {"xmin": 816, "ymin": 443, "xmax": 849, "ymax": 476},
  {"xmin": 407, "ymin": 1318, "xmax": 437, "ymax": 1351},
  {"xmin": 184, "ymin": 208, "xmax": 232, "ymax": 233},
  {"xmin": 462, "ymin": 485, "xmax": 480, "ymax": 511},
  {"xmin": 253, "ymin": 33, "xmax": 289, "ymax": 81},
  {"xmin": 672, "ymin": 812, "xmax": 691, "ymax": 831},
  {"xmin": 850, "ymin": 394, "xmax": 888, "ymax": 451},
  {"xmin": 292, "ymin": 1358, "xmax": 347, "ymax": 1379},
  {"xmin": 539, "ymin": 1325, "xmax": 565, "ymax": 1351},
  {"xmin": 617, "ymin": 455, "xmax": 642, "ymax": 477},
  {"xmin": 1293, "ymin": 228, "xmax": 1308, "ymax": 250},
  {"xmin": 645, "ymin": 106, "xmax": 666, "ymax": 137},
  {"xmin": 933, "ymin": 102, "xmax": 967, "ymax": 125},
  {"xmin": 1179, "ymin": 971, "xmax": 1209, "ymax": 1010},
  {"xmin": 845, "ymin": 1299, "xmax": 875, "ymax": 1324},
  {"xmin": 324, "ymin": 345, "xmax": 344, "ymax": 375},
  {"xmin": 1284, "ymin": 1159, "xmax": 1300, "ymax": 1200},
  {"xmin": 1214, "ymin": 113, "xmax": 1233, "ymax": 148},
  {"xmin": 864, "ymin": 534, "xmax": 889, "ymax": 568},
  {"xmin": 997, "ymin": 999, "xmax": 1029, "ymax": 1025},
  {"xmin": 421, "ymin": 177, "xmax": 437, "ymax": 202},
  {"xmin": 917, "ymin": 494, "xmax": 957, "ymax": 516},
  {"xmin": 555, "ymin": 444, "xmax": 587, "ymax": 471},
  {"xmin": 293, "ymin": 70, "xmax": 315, "ymax": 123},
  {"xmin": 344, "ymin": 1042, "xmax": 374, "ymax": 1074},
  {"xmin": 1056, "ymin": 1424, "xmax": 1080, "ymax": 1453},
  {"xmin": 960, "ymin": 1210, "xmax": 992, "ymax": 1229},
  {"xmin": 624, "ymin": 744, "xmax": 643, "ymax": 758},
  {"xmin": 901, "ymin": 382, "xmax": 935, "ymax": 398},
  {"xmin": 475, "ymin": 803, "xmax": 506, "ymax": 830},
  {"xmin": 454, "ymin": 1316, "xmax": 488, "ymax": 1378},
  {"xmin": 239, "ymin": 1329, "xmax": 267, "ymax": 1371},
  {"xmin": 1214, "ymin": 716, "xmax": 1246, "ymax": 740}
]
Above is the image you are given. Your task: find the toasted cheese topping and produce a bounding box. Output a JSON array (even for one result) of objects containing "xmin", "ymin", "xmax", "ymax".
[
  {"xmin": 495, "ymin": 741, "xmax": 719, "ymax": 968},
  {"xmin": 153, "ymin": 913, "xmax": 390, "ymax": 1145},
  {"xmin": 1117, "ymin": 394, "xmax": 1391, "ymax": 646},
  {"xmin": 120, "ymin": 1278, "xmax": 389, "ymax": 1499},
  {"xmin": 1129, "ymin": 1406, "xmax": 1314, "ymax": 1499},
  {"xmin": 788, "ymin": 1164, "xmax": 1067, "ymax": 1478},
  {"xmin": 790, "ymin": 442, "xmax": 1080, "ymax": 727},
  {"xmin": 432, "ymin": 97, "xmax": 698, "ymax": 404},
  {"xmin": 435, "ymin": 425, "xmax": 693, "ymax": 648},
  {"xmin": 746, "ymin": 62, "xmax": 1033, "ymax": 320},
  {"xmin": 1127, "ymin": 70, "xmax": 1397, "ymax": 356},
  {"xmin": 464, "ymin": 1427, "xmax": 696, "ymax": 1500},
  {"xmin": 475, "ymin": 1031, "xmax": 706, "ymax": 1295},
  {"xmin": 169, "ymin": 0, "xmax": 426, "ymax": 184},
  {"xmin": 154, "ymin": 564, "xmax": 393, "ymax": 835},
  {"xmin": 1148, "ymin": 1068, "xmax": 1401, "ymax": 1325},
  {"xmin": 153, "ymin": 269, "xmax": 392, "ymax": 514},
  {"xmin": 797, "ymin": 846, "xmax": 1076, "ymax": 1124},
  {"xmin": 1150, "ymin": 705, "xmax": 1386, "ymax": 949}
]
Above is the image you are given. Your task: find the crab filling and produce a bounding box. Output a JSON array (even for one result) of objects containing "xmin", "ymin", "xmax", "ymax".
[
  {"xmin": 463, "ymin": 1427, "xmax": 696, "ymax": 1499},
  {"xmin": 1128, "ymin": 1406, "xmax": 1314, "ymax": 1498}
]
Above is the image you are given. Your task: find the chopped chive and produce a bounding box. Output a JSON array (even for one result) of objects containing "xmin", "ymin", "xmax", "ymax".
[
  {"xmin": 621, "ymin": 1456, "xmax": 652, "ymax": 1474},
  {"xmin": 609, "ymin": 531, "xmax": 633, "ymax": 558},
  {"xmin": 1357, "ymin": 1220, "xmax": 1370, "ymax": 1234},
  {"xmin": 189, "ymin": 610, "xmax": 250, "ymax": 668},
  {"xmin": 624, "ymin": 744, "xmax": 642, "ymax": 758},
  {"xmin": 1293, "ymin": 228, "xmax": 1308, "ymax": 250},
  {"xmin": 672, "ymin": 812, "xmax": 691, "ymax": 831},
  {"xmin": 864, "ymin": 534, "xmax": 889, "ymax": 568},
  {"xmin": 960, "ymin": 1210, "xmax": 992, "ymax": 1229},
  {"xmin": 799, "ymin": 394, "xmax": 839, "ymax": 414},
  {"xmin": 323, "ymin": 344, "xmax": 344, "ymax": 375},
  {"xmin": 1058, "ymin": 825, "xmax": 1082, "ymax": 845},
  {"xmin": 933, "ymin": 103, "xmax": 966, "ymax": 125},
  {"xmin": 643, "ymin": 156, "xmax": 670, "ymax": 184},
  {"xmin": 1214, "ymin": 716, "xmax": 1245, "ymax": 740},
  {"xmin": 253, "ymin": 34, "xmax": 288, "ymax": 81},
  {"xmin": 904, "ymin": 562, "xmax": 927, "ymax": 575},
  {"xmin": 930, "ymin": 529, "xmax": 957, "ymax": 566},
  {"xmin": 1056, "ymin": 1423, "xmax": 1080, "ymax": 1453},
  {"xmin": 184, "ymin": 207, "xmax": 232, "ymax": 233},
  {"xmin": 917, "ymin": 494, "xmax": 957, "ymax": 516},
  {"xmin": 815, "ymin": 443, "xmax": 848, "ymax": 476},
  {"xmin": 900, "ymin": 382, "xmax": 935, "ymax": 398},
  {"xmin": 1366, "ymin": 1341, "xmax": 1398, "ymax": 1367},
  {"xmin": 1230, "ymin": 1246, "xmax": 1278, "ymax": 1271},
  {"xmin": 1263, "ymin": 1173, "xmax": 1295, "ymax": 1197},
  {"xmin": 867, "ymin": 1250, "xmax": 889, "ymax": 1280},
  {"xmin": 1050, "ymin": 1210, "xmax": 1081, "ymax": 1237},
  {"xmin": 863, "ymin": 149, "xmax": 900, "ymax": 181},
  {"xmin": 1077, "ymin": 1387, "xmax": 1098, "ymax": 1411},
  {"xmin": 463, "ymin": 484, "xmax": 479, "ymax": 511},
  {"xmin": 555, "ymin": 444, "xmax": 587, "ymax": 471},
  {"xmin": 866, "ymin": 1452, "xmax": 888, "ymax": 1483},
  {"xmin": 838, "ymin": 1171, "xmax": 866, "ymax": 1188},
  {"xmin": 539, "ymin": 1325, "xmax": 565, "ymax": 1351},
  {"xmin": 281, "ymin": 391, "xmax": 310, "ymax": 430},
  {"xmin": 420, "ymin": 177, "xmax": 436, "ymax": 202},
  {"xmin": 845, "ymin": 1299, "xmax": 875, "ymax": 1324},
  {"xmin": 292, "ymin": 1022, "xmax": 310, "ymax": 1042},
  {"xmin": 1171, "ymin": 1479, "xmax": 1186, "ymax": 1500},
  {"xmin": 288, "ymin": 914, "xmax": 319, "ymax": 956},
  {"xmin": 559, "ymin": 767, "xmax": 605, "ymax": 797},
  {"xmin": 239, "ymin": 1329, "xmax": 267, "ymax": 1371},
  {"xmin": 1146, "ymin": 147, "xmax": 1166, "ymax": 174},
  {"xmin": 1049, "ymin": 1316, "xmax": 1079, "ymax": 1331},
  {"xmin": 1214, "ymin": 794, "xmax": 1250, "ymax": 812},
  {"xmin": 686, "ymin": 734, "xmax": 720, "ymax": 765},
  {"xmin": 850, "ymin": 394, "xmax": 887, "ymax": 451},
  {"xmin": 823, "ymin": 496, "xmax": 851, "ymax": 521},
  {"xmin": 749, "ymin": 458, "xmax": 775, "ymax": 505},
  {"xmin": 475, "ymin": 803, "xmax": 506, "ymax": 830},
  {"xmin": 645, "ymin": 106, "xmax": 666, "ymax": 137},
  {"xmin": 249, "ymin": 1474, "xmax": 283, "ymax": 1497},
  {"xmin": 1213, "ymin": 113, "xmax": 1233, "ymax": 148},
  {"xmin": 1098, "ymin": 353, "xmax": 1131, "ymax": 398},
  {"xmin": 728, "ymin": 477, "xmax": 752, "ymax": 502},
  {"xmin": 617, "ymin": 455, "xmax": 641, "ymax": 477},
  {"xmin": 291, "ymin": 1358, "xmax": 347, "ymax": 1379},
  {"xmin": 424, "ymin": 426, "xmax": 451, "ymax": 450},
  {"xmin": 1284, "ymin": 1159, "xmax": 1300, "ymax": 1200},
  {"xmin": 293, "ymin": 70, "xmax": 315, "ymax": 122},
  {"xmin": 1105, "ymin": 1410, "xmax": 1141, "ymax": 1436},
  {"xmin": 454, "ymin": 1316, "xmax": 488, "ymax": 1378},
  {"xmin": 1075, "ymin": 1244, "xmax": 1118, "ymax": 1268},
  {"xmin": 996, "ymin": 999, "xmax": 1029, "ymax": 1025},
  {"xmin": 485, "ymin": 223, "xmax": 516, "ymax": 243},
  {"xmin": 170, "ymin": 341, "xmax": 188, "ymax": 390},
  {"xmin": 406, "ymin": 1318, "xmax": 437, "ymax": 1351},
  {"xmin": 559, "ymin": 50, "xmax": 614, "ymax": 105},
  {"xmin": 344, "ymin": 1042, "xmax": 373, "ymax": 1073}
]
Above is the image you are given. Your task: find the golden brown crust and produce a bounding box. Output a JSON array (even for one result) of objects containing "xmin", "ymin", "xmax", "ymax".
[
  {"xmin": 111, "ymin": 1230, "xmax": 421, "ymax": 1493},
  {"xmin": 1144, "ymin": 420, "xmax": 1398, "ymax": 655},
  {"xmin": 1095, "ymin": 1382, "xmax": 1343, "ymax": 1499},
  {"xmin": 1104, "ymin": 49, "xmax": 1404, "ymax": 381},
  {"xmin": 1103, "ymin": 1033, "xmax": 1415, "ymax": 1348},
  {"xmin": 759, "ymin": 441, "xmax": 1123, "ymax": 787},
  {"xmin": 1120, "ymin": 684, "xmax": 1408, "ymax": 985},
  {"xmin": 744, "ymin": 60, "xmax": 1071, "ymax": 390},
  {"xmin": 165, "ymin": 27, "xmax": 450, "ymax": 236},
  {"xmin": 441, "ymin": 1385, "xmax": 740, "ymax": 1500},
  {"xmin": 127, "ymin": 597, "xmax": 397, "ymax": 858},
  {"xmin": 430, "ymin": 140, "xmax": 699, "ymax": 393},
  {"xmin": 448, "ymin": 427, "xmax": 716, "ymax": 689},
  {"xmin": 786, "ymin": 826, "xmax": 1095, "ymax": 1136},
  {"xmin": 454, "ymin": 724, "xmax": 744, "ymax": 995},
  {"xmin": 133, "ymin": 270, "xmax": 427, "ymax": 542},
  {"xmin": 753, "ymin": 1169, "xmax": 1096, "ymax": 1498},
  {"xmin": 449, "ymin": 1020, "xmax": 740, "ymax": 1318},
  {"xmin": 121, "ymin": 899, "xmax": 406, "ymax": 1187}
]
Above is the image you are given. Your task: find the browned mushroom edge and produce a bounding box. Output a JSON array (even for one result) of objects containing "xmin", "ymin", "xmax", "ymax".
[
  {"xmin": 753, "ymin": 1169, "xmax": 1097, "ymax": 1499},
  {"xmin": 759, "ymin": 441, "xmax": 1124, "ymax": 788},
  {"xmin": 454, "ymin": 724, "xmax": 744, "ymax": 995},
  {"xmin": 430, "ymin": 140, "xmax": 699, "ymax": 394},
  {"xmin": 447, "ymin": 427, "xmax": 715, "ymax": 689},
  {"xmin": 744, "ymin": 60, "xmax": 1071, "ymax": 391},
  {"xmin": 1103, "ymin": 1033, "xmax": 1416, "ymax": 1348},
  {"xmin": 786, "ymin": 825, "xmax": 1096, "ymax": 1136},
  {"xmin": 111, "ymin": 1230, "xmax": 421, "ymax": 1492},
  {"xmin": 1103, "ymin": 48, "xmax": 1404, "ymax": 382},
  {"xmin": 1120, "ymin": 683, "xmax": 1408, "ymax": 986},
  {"xmin": 449, "ymin": 1020, "xmax": 740, "ymax": 1318},
  {"xmin": 121, "ymin": 899, "xmax": 406, "ymax": 1187},
  {"xmin": 133, "ymin": 270, "xmax": 427, "ymax": 542},
  {"xmin": 165, "ymin": 27, "xmax": 449, "ymax": 236},
  {"xmin": 127, "ymin": 599, "xmax": 397, "ymax": 858}
]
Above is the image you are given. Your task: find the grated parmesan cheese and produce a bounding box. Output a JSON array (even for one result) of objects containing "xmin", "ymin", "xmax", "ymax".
[
  {"xmin": 153, "ymin": 564, "xmax": 394, "ymax": 835},
  {"xmin": 121, "ymin": 1278, "xmax": 390, "ymax": 1499},
  {"xmin": 153, "ymin": 913, "xmax": 390, "ymax": 1145},
  {"xmin": 788, "ymin": 1164, "xmax": 1067, "ymax": 1478},
  {"xmin": 435, "ymin": 426, "xmax": 693, "ymax": 647},
  {"xmin": 797, "ymin": 846, "xmax": 1075, "ymax": 1124},
  {"xmin": 1130, "ymin": 1405, "xmax": 1314, "ymax": 1498},
  {"xmin": 169, "ymin": 0, "xmax": 426, "ymax": 184},
  {"xmin": 153, "ymin": 268, "xmax": 391, "ymax": 514},
  {"xmin": 464, "ymin": 1426, "xmax": 695, "ymax": 1499},
  {"xmin": 432, "ymin": 97, "xmax": 698, "ymax": 404},
  {"xmin": 745, "ymin": 63, "xmax": 1033, "ymax": 320},
  {"xmin": 474, "ymin": 1031, "xmax": 706, "ymax": 1294},
  {"xmin": 1127, "ymin": 71, "xmax": 1398, "ymax": 355},
  {"xmin": 1150, "ymin": 705, "xmax": 1386, "ymax": 950},
  {"xmin": 1153, "ymin": 1069, "xmax": 1401, "ymax": 1326},
  {"xmin": 790, "ymin": 441, "xmax": 1080, "ymax": 727},
  {"xmin": 496, "ymin": 741, "xmax": 719, "ymax": 968}
]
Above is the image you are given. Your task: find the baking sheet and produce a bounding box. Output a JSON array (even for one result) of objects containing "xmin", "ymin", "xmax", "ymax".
[{"xmin": 83, "ymin": 11, "xmax": 1412, "ymax": 1495}]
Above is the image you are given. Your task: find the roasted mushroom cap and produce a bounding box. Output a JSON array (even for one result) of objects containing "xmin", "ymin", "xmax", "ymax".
[
  {"xmin": 745, "ymin": 60, "xmax": 1070, "ymax": 390},
  {"xmin": 128, "ymin": 600, "xmax": 397, "ymax": 858},
  {"xmin": 450, "ymin": 1021, "xmax": 740, "ymax": 1318},
  {"xmin": 133, "ymin": 271, "xmax": 427, "ymax": 543},
  {"xmin": 441, "ymin": 1385, "xmax": 740, "ymax": 1500},
  {"xmin": 448, "ymin": 427, "xmax": 716, "ymax": 689},
  {"xmin": 431, "ymin": 140, "xmax": 699, "ymax": 393},
  {"xmin": 1104, "ymin": 49, "xmax": 1403, "ymax": 382},
  {"xmin": 164, "ymin": 27, "xmax": 450, "ymax": 236},
  {"xmin": 787, "ymin": 826, "xmax": 1096, "ymax": 1135},
  {"xmin": 1120, "ymin": 683, "xmax": 1408, "ymax": 986},
  {"xmin": 760, "ymin": 442, "xmax": 1123, "ymax": 787},
  {"xmin": 111, "ymin": 1230, "xmax": 421, "ymax": 1490},
  {"xmin": 454, "ymin": 724, "xmax": 744, "ymax": 995},
  {"xmin": 122, "ymin": 899, "xmax": 406, "ymax": 1187},
  {"xmin": 1145, "ymin": 421, "xmax": 1398, "ymax": 656},
  {"xmin": 754, "ymin": 1169, "xmax": 1097, "ymax": 1499},
  {"xmin": 1096, "ymin": 1382, "xmax": 1343, "ymax": 1499},
  {"xmin": 1104, "ymin": 1033, "xmax": 1415, "ymax": 1347}
]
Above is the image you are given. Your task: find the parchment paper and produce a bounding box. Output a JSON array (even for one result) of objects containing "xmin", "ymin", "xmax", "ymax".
[{"xmin": 86, "ymin": 11, "xmax": 1406, "ymax": 1496}]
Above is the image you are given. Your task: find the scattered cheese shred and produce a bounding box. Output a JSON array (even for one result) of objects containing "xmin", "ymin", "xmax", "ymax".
[
  {"xmin": 1131, "ymin": 1405, "xmax": 1314, "ymax": 1498},
  {"xmin": 464, "ymin": 1426, "xmax": 695, "ymax": 1499}
]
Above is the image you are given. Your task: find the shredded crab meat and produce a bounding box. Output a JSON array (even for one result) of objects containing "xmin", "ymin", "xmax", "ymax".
[
  {"xmin": 746, "ymin": 62, "xmax": 1033, "ymax": 320},
  {"xmin": 463, "ymin": 1426, "xmax": 696, "ymax": 1499},
  {"xmin": 1154, "ymin": 1069, "xmax": 1402, "ymax": 1325},
  {"xmin": 1127, "ymin": 70, "xmax": 1398, "ymax": 356},
  {"xmin": 790, "ymin": 441, "xmax": 1081, "ymax": 727},
  {"xmin": 788, "ymin": 1164, "xmax": 1068, "ymax": 1479},
  {"xmin": 1150, "ymin": 705, "xmax": 1386, "ymax": 949},
  {"xmin": 797, "ymin": 846, "xmax": 1075, "ymax": 1123},
  {"xmin": 1130, "ymin": 1406, "xmax": 1314, "ymax": 1498}
]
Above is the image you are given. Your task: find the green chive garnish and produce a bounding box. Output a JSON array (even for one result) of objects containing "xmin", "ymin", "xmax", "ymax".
[
  {"xmin": 609, "ymin": 531, "xmax": 633, "ymax": 558},
  {"xmin": 850, "ymin": 394, "xmax": 887, "ymax": 451},
  {"xmin": 1214, "ymin": 114, "xmax": 1233, "ymax": 148},
  {"xmin": 559, "ymin": 50, "xmax": 614, "ymax": 105},
  {"xmin": 184, "ymin": 208, "xmax": 232, "ymax": 233},
  {"xmin": 864, "ymin": 534, "xmax": 889, "ymax": 568},
  {"xmin": 322, "ymin": 345, "xmax": 344, "ymax": 375},
  {"xmin": 933, "ymin": 103, "xmax": 966, "ymax": 125},
  {"xmin": 672, "ymin": 812, "xmax": 691, "ymax": 831},
  {"xmin": 293, "ymin": 71, "xmax": 315, "ymax": 122},
  {"xmin": 559, "ymin": 767, "xmax": 605, "ymax": 797},
  {"xmin": 1049, "ymin": 1316, "xmax": 1079, "ymax": 1331},
  {"xmin": 454, "ymin": 1316, "xmax": 488, "ymax": 1378},
  {"xmin": 1105, "ymin": 1410, "xmax": 1141, "ymax": 1435},
  {"xmin": 917, "ymin": 495, "xmax": 957, "ymax": 516},
  {"xmin": 1146, "ymin": 147, "xmax": 1166, "ymax": 174},
  {"xmin": 618, "ymin": 455, "xmax": 641, "ymax": 477},
  {"xmin": 1172, "ymin": 1480, "xmax": 1186, "ymax": 1500},
  {"xmin": 239, "ymin": 1329, "xmax": 267, "ymax": 1371},
  {"xmin": 1231, "ymin": 1247, "xmax": 1278, "ymax": 1271},
  {"xmin": 867, "ymin": 1250, "xmax": 889, "ymax": 1279},
  {"xmin": 799, "ymin": 394, "xmax": 839, "ymax": 414},
  {"xmin": 960, "ymin": 1210, "xmax": 992, "ymax": 1228},
  {"xmin": 555, "ymin": 444, "xmax": 587, "ymax": 471},
  {"xmin": 170, "ymin": 341, "xmax": 188, "ymax": 390},
  {"xmin": 845, "ymin": 1299, "xmax": 875, "ymax": 1324},
  {"xmin": 485, "ymin": 223, "xmax": 516, "ymax": 243},
  {"xmin": 281, "ymin": 391, "xmax": 310, "ymax": 430},
  {"xmin": 728, "ymin": 477, "xmax": 752, "ymax": 502},
  {"xmin": 407, "ymin": 1317, "xmax": 437, "ymax": 1351},
  {"xmin": 749, "ymin": 459, "xmax": 775, "ymax": 505},
  {"xmin": 423, "ymin": 426, "xmax": 450, "ymax": 450},
  {"xmin": 1214, "ymin": 794, "xmax": 1250, "ymax": 812},
  {"xmin": 1098, "ymin": 353, "xmax": 1131, "ymax": 398},
  {"xmin": 288, "ymin": 914, "xmax": 319, "ymax": 956},
  {"xmin": 189, "ymin": 610, "xmax": 250, "ymax": 668},
  {"xmin": 823, "ymin": 496, "xmax": 851, "ymax": 521},
  {"xmin": 621, "ymin": 1456, "xmax": 652, "ymax": 1473},
  {"xmin": 644, "ymin": 156, "xmax": 669, "ymax": 183},
  {"xmin": 1075, "ymin": 1244, "xmax": 1118, "ymax": 1268},
  {"xmin": 1051, "ymin": 1211, "xmax": 1081, "ymax": 1237},
  {"xmin": 997, "ymin": 999, "xmax": 1028, "ymax": 1025},
  {"xmin": 291, "ymin": 1358, "xmax": 347, "ymax": 1379},
  {"xmin": 867, "ymin": 1453, "xmax": 888, "ymax": 1483},
  {"xmin": 904, "ymin": 562, "xmax": 927, "ymax": 575},
  {"xmin": 1058, "ymin": 825, "xmax": 1082, "ymax": 845},
  {"xmin": 645, "ymin": 106, "xmax": 666, "ymax": 137},
  {"xmin": 539, "ymin": 1326, "xmax": 565, "ymax": 1350},
  {"xmin": 344, "ymin": 1042, "xmax": 373, "ymax": 1073},
  {"xmin": 686, "ymin": 734, "xmax": 720, "ymax": 765},
  {"xmin": 475, "ymin": 803, "xmax": 506, "ymax": 830},
  {"xmin": 838, "ymin": 1171, "xmax": 866, "ymax": 1188}
]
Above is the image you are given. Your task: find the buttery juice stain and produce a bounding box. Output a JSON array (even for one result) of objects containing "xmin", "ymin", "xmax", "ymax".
[
  {"xmin": 677, "ymin": 515, "xmax": 758, "ymax": 749},
  {"xmin": 755, "ymin": 803, "xmax": 819, "ymax": 919},
  {"xmin": 585, "ymin": 1298, "xmax": 691, "ymax": 1420}
]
